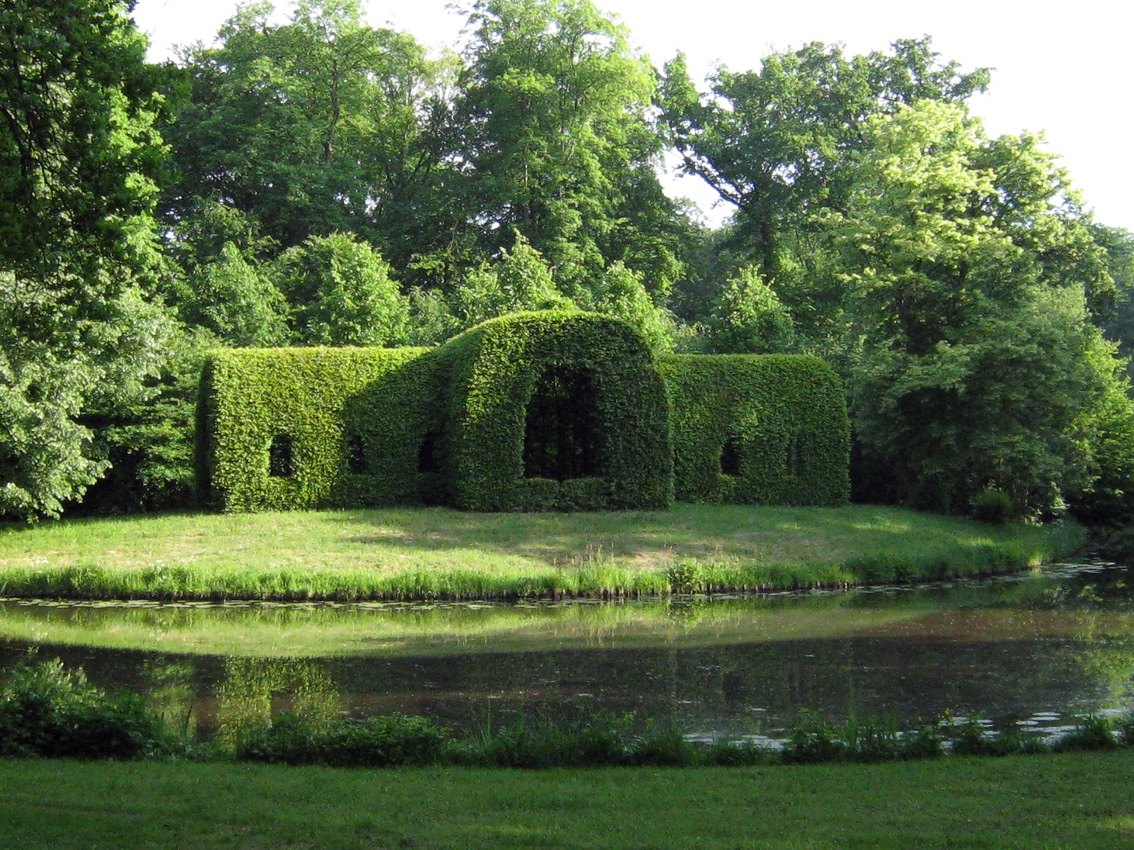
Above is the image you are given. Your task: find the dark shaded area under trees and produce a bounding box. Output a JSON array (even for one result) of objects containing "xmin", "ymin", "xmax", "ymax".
[{"xmin": 4, "ymin": 0, "xmax": 1134, "ymax": 530}]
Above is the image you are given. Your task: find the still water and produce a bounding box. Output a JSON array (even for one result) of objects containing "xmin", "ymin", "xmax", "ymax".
[{"xmin": 1, "ymin": 561, "xmax": 1132, "ymax": 742}]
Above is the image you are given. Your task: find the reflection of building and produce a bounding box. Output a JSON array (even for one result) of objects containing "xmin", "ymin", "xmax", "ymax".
[{"xmin": 198, "ymin": 311, "xmax": 849, "ymax": 512}]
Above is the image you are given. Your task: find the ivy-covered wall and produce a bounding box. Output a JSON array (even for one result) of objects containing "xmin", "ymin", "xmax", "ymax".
[
  {"xmin": 659, "ymin": 354, "xmax": 851, "ymax": 506},
  {"xmin": 199, "ymin": 314, "xmax": 849, "ymax": 512}
]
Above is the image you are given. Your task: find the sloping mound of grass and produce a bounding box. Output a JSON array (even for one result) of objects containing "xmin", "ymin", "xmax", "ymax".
[{"xmin": 0, "ymin": 504, "xmax": 1084, "ymax": 601}]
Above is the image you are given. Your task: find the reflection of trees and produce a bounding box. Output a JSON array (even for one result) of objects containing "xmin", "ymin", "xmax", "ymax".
[
  {"xmin": 142, "ymin": 659, "xmax": 199, "ymax": 739},
  {"xmin": 216, "ymin": 658, "xmax": 341, "ymax": 750},
  {"xmin": 1066, "ymin": 609, "xmax": 1134, "ymax": 708},
  {"xmin": 6, "ymin": 566, "xmax": 1134, "ymax": 740}
]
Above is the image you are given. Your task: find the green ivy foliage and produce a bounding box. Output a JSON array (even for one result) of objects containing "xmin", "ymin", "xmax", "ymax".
[
  {"xmin": 659, "ymin": 355, "xmax": 850, "ymax": 506},
  {"xmin": 200, "ymin": 314, "xmax": 847, "ymax": 512}
]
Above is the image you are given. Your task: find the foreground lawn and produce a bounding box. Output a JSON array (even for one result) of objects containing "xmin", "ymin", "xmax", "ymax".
[
  {"xmin": 0, "ymin": 504, "xmax": 1084, "ymax": 600},
  {"xmin": 1, "ymin": 751, "xmax": 1132, "ymax": 849}
]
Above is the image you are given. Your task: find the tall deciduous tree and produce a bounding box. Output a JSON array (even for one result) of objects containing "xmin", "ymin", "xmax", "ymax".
[
  {"xmin": 455, "ymin": 0, "xmax": 686, "ymax": 293},
  {"xmin": 161, "ymin": 0, "xmax": 456, "ymax": 268},
  {"xmin": 0, "ymin": 0, "xmax": 169, "ymax": 517},
  {"xmin": 660, "ymin": 38, "xmax": 989, "ymax": 275},
  {"xmin": 825, "ymin": 101, "xmax": 1122, "ymax": 516}
]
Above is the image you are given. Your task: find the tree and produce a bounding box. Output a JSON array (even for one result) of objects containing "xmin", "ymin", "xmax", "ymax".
[
  {"xmin": 451, "ymin": 233, "xmax": 571, "ymax": 326},
  {"xmin": 182, "ymin": 243, "xmax": 291, "ymax": 347},
  {"xmin": 825, "ymin": 101, "xmax": 1123, "ymax": 516},
  {"xmin": 585, "ymin": 262, "xmax": 678, "ymax": 353},
  {"xmin": 277, "ymin": 232, "xmax": 410, "ymax": 346},
  {"xmin": 660, "ymin": 39, "xmax": 990, "ymax": 275},
  {"xmin": 0, "ymin": 0, "xmax": 170, "ymax": 517},
  {"xmin": 706, "ymin": 266, "xmax": 798, "ymax": 355},
  {"xmin": 455, "ymin": 0, "xmax": 687, "ymax": 292},
  {"xmin": 160, "ymin": 0, "xmax": 457, "ymax": 268},
  {"xmin": 1098, "ymin": 225, "xmax": 1134, "ymax": 365}
]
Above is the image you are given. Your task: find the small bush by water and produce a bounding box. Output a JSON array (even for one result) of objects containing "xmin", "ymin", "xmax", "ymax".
[
  {"xmin": 0, "ymin": 655, "xmax": 183, "ymax": 760},
  {"xmin": 234, "ymin": 711, "xmax": 449, "ymax": 767}
]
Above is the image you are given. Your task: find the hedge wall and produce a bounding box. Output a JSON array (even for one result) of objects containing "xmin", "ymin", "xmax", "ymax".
[
  {"xmin": 198, "ymin": 346, "xmax": 442, "ymax": 511},
  {"xmin": 658, "ymin": 354, "xmax": 850, "ymax": 506},
  {"xmin": 430, "ymin": 311, "xmax": 673, "ymax": 511},
  {"xmin": 199, "ymin": 317, "xmax": 848, "ymax": 513}
]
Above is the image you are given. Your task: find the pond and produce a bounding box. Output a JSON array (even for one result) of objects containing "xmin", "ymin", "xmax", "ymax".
[{"xmin": 1, "ymin": 561, "xmax": 1132, "ymax": 744}]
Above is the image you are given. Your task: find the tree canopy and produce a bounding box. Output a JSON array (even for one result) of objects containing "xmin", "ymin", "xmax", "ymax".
[
  {"xmin": 660, "ymin": 38, "xmax": 990, "ymax": 274},
  {"xmin": 826, "ymin": 101, "xmax": 1121, "ymax": 515},
  {"xmin": 0, "ymin": 0, "xmax": 169, "ymax": 517}
]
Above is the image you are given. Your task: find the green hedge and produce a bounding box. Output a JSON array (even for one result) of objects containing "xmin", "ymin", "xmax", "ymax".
[
  {"xmin": 430, "ymin": 312, "xmax": 673, "ymax": 511},
  {"xmin": 659, "ymin": 354, "xmax": 850, "ymax": 506},
  {"xmin": 198, "ymin": 346, "xmax": 441, "ymax": 511},
  {"xmin": 199, "ymin": 316, "xmax": 848, "ymax": 512}
]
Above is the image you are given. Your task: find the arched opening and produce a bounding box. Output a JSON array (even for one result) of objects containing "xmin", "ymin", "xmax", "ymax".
[
  {"xmin": 523, "ymin": 365, "xmax": 601, "ymax": 481},
  {"xmin": 346, "ymin": 432, "xmax": 369, "ymax": 474},
  {"xmin": 719, "ymin": 438, "xmax": 741, "ymax": 477},
  {"xmin": 268, "ymin": 434, "xmax": 294, "ymax": 478}
]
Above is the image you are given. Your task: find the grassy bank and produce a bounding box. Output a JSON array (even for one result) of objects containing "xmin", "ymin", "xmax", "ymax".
[
  {"xmin": 0, "ymin": 504, "xmax": 1084, "ymax": 601},
  {"xmin": 2, "ymin": 752, "xmax": 1133, "ymax": 849}
]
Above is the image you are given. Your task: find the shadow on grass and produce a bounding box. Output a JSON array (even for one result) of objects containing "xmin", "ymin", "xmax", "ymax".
[{"xmin": 328, "ymin": 503, "xmax": 1079, "ymax": 572}]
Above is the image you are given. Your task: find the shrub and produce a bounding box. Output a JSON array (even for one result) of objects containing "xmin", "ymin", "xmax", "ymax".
[
  {"xmin": 457, "ymin": 706, "xmax": 634, "ymax": 769},
  {"xmin": 434, "ymin": 312, "xmax": 673, "ymax": 511},
  {"xmin": 1052, "ymin": 715, "xmax": 1117, "ymax": 753},
  {"xmin": 972, "ymin": 488, "xmax": 1015, "ymax": 524},
  {"xmin": 781, "ymin": 714, "xmax": 847, "ymax": 764},
  {"xmin": 198, "ymin": 346, "xmax": 439, "ymax": 511},
  {"xmin": 0, "ymin": 656, "xmax": 171, "ymax": 760},
  {"xmin": 625, "ymin": 718, "xmax": 698, "ymax": 766},
  {"xmin": 201, "ymin": 313, "xmax": 851, "ymax": 512},
  {"xmin": 236, "ymin": 711, "xmax": 450, "ymax": 767}
]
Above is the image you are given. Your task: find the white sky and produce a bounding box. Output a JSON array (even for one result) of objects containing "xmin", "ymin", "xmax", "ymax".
[{"xmin": 133, "ymin": 0, "xmax": 1134, "ymax": 232}]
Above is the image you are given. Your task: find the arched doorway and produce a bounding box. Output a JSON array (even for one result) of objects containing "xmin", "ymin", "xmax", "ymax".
[{"xmin": 523, "ymin": 365, "xmax": 601, "ymax": 481}]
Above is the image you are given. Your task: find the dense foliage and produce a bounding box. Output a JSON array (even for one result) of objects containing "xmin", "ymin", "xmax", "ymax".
[
  {"xmin": 0, "ymin": 0, "xmax": 170, "ymax": 517},
  {"xmin": 200, "ymin": 345, "xmax": 432, "ymax": 511},
  {"xmin": 3, "ymin": 0, "xmax": 1133, "ymax": 524},
  {"xmin": 0, "ymin": 656, "xmax": 171, "ymax": 759},
  {"xmin": 660, "ymin": 355, "xmax": 850, "ymax": 506},
  {"xmin": 826, "ymin": 102, "xmax": 1126, "ymax": 516}
]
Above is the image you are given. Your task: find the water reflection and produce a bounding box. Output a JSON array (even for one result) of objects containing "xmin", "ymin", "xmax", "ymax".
[{"xmin": 1, "ymin": 562, "xmax": 1132, "ymax": 741}]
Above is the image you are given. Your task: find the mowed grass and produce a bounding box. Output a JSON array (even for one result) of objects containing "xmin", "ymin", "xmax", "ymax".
[
  {"xmin": 2, "ymin": 752, "xmax": 1133, "ymax": 849},
  {"xmin": 0, "ymin": 504, "xmax": 1084, "ymax": 601}
]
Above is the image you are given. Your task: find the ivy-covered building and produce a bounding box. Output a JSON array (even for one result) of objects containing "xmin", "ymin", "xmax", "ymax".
[{"xmin": 197, "ymin": 312, "xmax": 849, "ymax": 512}]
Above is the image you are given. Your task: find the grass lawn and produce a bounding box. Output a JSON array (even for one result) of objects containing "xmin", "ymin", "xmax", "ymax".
[
  {"xmin": 1, "ymin": 751, "xmax": 1132, "ymax": 849},
  {"xmin": 0, "ymin": 503, "xmax": 1085, "ymax": 601}
]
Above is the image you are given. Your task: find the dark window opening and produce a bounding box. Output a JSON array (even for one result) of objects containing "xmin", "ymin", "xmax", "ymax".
[
  {"xmin": 786, "ymin": 437, "xmax": 804, "ymax": 477},
  {"xmin": 346, "ymin": 432, "xmax": 369, "ymax": 474},
  {"xmin": 418, "ymin": 432, "xmax": 441, "ymax": 473},
  {"xmin": 268, "ymin": 434, "xmax": 294, "ymax": 478},
  {"xmin": 523, "ymin": 365, "xmax": 601, "ymax": 481},
  {"xmin": 719, "ymin": 438, "xmax": 741, "ymax": 477}
]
